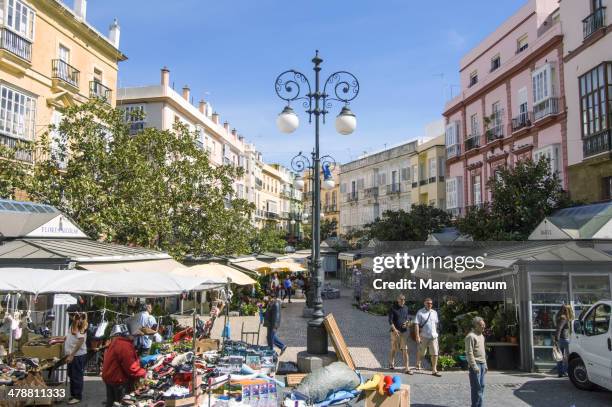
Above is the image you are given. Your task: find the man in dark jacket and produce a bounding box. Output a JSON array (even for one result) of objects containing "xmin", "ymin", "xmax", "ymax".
[
  {"xmin": 263, "ymin": 294, "xmax": 287, "ymax": 354},
  {"xmin": 102, "ymin": 324, "xmax": 146, "ymax": 406},
  {"xmin": 388, "ymin": 294, "xmax": 412, "ymax": 374}
]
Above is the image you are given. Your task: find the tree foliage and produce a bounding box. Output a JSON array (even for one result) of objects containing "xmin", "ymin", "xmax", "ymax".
[
  {"xmin": 456, "ymin": 157, "xmax": 573, "ymax": 240},
  {"xmin": 321, "ymin": 218, "xmax": 338, "ymax": 240},
  {"xmin": 0, "ymin": 100, "xmax": 254, "ymax": 258},
  {"xmin": 365, "ymin": 204, "xmax": 451, "ymax": 241},
  {"xmin": 250, "ymin": 225, "xmax": 287, "ymax": 253}
]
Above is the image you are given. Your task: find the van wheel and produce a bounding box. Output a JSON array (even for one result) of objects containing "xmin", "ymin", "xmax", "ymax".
[{"xmin": 569, "ymin": 358, "xmax": 594, "ymax": 391}]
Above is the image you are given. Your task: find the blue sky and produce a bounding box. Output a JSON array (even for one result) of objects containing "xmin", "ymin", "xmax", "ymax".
[{"xmin": 78, "ymin": 0, "xmax": 525, "ymax": 167}]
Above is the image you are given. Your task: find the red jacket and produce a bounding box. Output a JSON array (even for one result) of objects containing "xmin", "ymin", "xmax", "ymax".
[{"xmin": 102, "ymin": 337, "xmax": 146, "ymax": 385}]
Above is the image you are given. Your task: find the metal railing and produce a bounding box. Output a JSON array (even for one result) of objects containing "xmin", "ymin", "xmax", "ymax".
[
  {"xmin": 387, "ymin": 183, "xmax": 401, "ymax": 194},
  {"xmin": 411, "ymin": 182, "xmax": 418, "ymax": 188},
  {"xmin": 465, "ymin": 134, "xmax": 481, "ymax": 151},
  {"xmin": 346, "ymin": 192, "xmax": 358, "ymax": 202},
  {"xmin": 419, "ymin": 179, "xmax": 428, "ymax": 186},
  {"xmin": 363, "ymin": 186, "xmax": 379, "ymax": 198},
  {"xmin": 446, "ymin": 143, "xmax": 461, "ymax": 158},
  {"xmin": 255, "ymin": 178, "xmax": 263, "ymax": 189},
  {"xmin": 583, "ymin": 7, "xmax": 606, "ymax": 39},
  {"xmin": 534, "ymin": 97, "xmax": 559, "ymax": 121},
  {"xmin": 486, "ymin": 125, "xmax": 504, "ymax": 142},
  {"xmin": 265, "ymin": 211, "xmax": 279, "ymax": 219},
  {"xmin": 324, "ymin": 204, "xmax": 338, "ymax": 212},
  {"xmin": 512, "ymin": 112, "xmax": 533, "ymax": 132},
  {"xmin": 583, "ymin": 129, "xmax": 611, "ymax": 158},
  {"xmin": 89, "ymin": 81, "xmax": 112, "ymax": 103},
  {"xmin": 0, "ymin": 28, "xmax": 32, "ymax": 61},
  {"xmin": 52, "ymin": 59, "xmax": 80, "ymax": 88}
]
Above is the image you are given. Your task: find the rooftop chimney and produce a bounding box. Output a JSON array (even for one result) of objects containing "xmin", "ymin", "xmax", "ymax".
[
  {"xmin": 231, "ymin": 129, "xmax": 237, "ymax": 138},
  {"xmin": 198, "ymin": 100, "xmax": 207, "ymax": 114},
  {"xmin": 223, "ymin": 122, "xmax": 230, "ymax": 132},
  {"xmin": 182, "ymin": 85, "xmax": 190, "ymax": 101},
  {"xmin": 108, "ymin": 18, "xmax": 120, "ymax": 48},
  {"xmin": 161, "ymin": 67, "xmax": 170, "ymax": 87},
  {"xmin": 239, "ymin": 135, "xmax": 244, "ymax": 142},
  {"xmin": 74, "ymin": 0, "xmax": 87, "ymax": 20},
  {"xmin": 212, "ymin": 112, "xmax": 220, "ymax": 124}
]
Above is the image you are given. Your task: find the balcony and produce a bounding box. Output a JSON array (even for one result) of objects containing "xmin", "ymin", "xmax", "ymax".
[
  {"xmin": 0, "ymin": 134, "xmax": 33, "ymax": 162},
  {"xmin": 411, "ymin": 182, "xmax": 418, "ymax": 188},
  {"xmin": 324, "ymin": 204, "xmax": 338, "ymax": 213},
  {"xmin": 387, "ymin": 183, "xmax": 401, "ymax": 194},
  {"xmin": 486, "ymin": 124, "xmax": 504, "ymax": 143},
  {"xmin": 446, "ymin": 143, "xmax": 461, "ymax": 158},
  {"xmin": 89, "ymin": 81, "xmax": 112, "ymax": 103},
  {"xmin": 511, "ymin": 112, "xmax": 533, "ymax": 132},
  {"xmin": 0, "ymin": 28, "xmax": 32, "ymax": 62},
  {"xmin": 346, "ymin": 192, "xmax": 358, "ymax": 202},
  {"xmin": 583, "ymin": 7, "xmax": 606, "ymax": 40},
  {"xmin": 52, "ymin": 59, "xmax": 80, "ymax": 90},
  {"xmin": 419, "ymin": 179, "xmax": 427, "ymax": 186},
  {"xmin": 464, "ymin": 134, "xmax": 481, "ymax": 151},
  {"xmin": 534, "ymin": 97, "xmax": 559, "ymax": 122},
  {"xmin": 363, "ymin": 187, "xmax": 379, "ymax": 199},
  {"xmin": 265, "ymin": 211, "xmax": 279, "ymax": 220},
  {"xmin": 255, "ymin": 178, "xmax": 263, "ymax": 190},
  {"xmin": 583, "ymin": 129, "xmax": 612, "ymax": 158}
]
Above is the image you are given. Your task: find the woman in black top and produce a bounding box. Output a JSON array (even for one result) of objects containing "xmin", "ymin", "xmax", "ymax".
[{"xmin": 554, "ymin": 304, "xmax": 572, "ymax": 377}]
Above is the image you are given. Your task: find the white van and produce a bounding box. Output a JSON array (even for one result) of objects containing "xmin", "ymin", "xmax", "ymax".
[{"xmin": 568, "ymin": 300, "xmax": 612, "ymax": 391}]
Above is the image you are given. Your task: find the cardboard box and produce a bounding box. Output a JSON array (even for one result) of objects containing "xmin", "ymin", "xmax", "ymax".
[
  {"xmin": 195, "ymin": 338, "xmax": 219, "ymax": 353},
  {"xmin": 21, "ymin": 343, "xmax": 63, "ymax": 360},
  {"xmin": 365, "ymin": 384, "xmax": 410, "ymax": 407}
]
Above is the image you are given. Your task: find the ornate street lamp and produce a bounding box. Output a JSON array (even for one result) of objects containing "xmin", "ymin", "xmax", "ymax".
[{"xmin": 275, "ymin": 51, "xmax": 359, "ymax": 355}]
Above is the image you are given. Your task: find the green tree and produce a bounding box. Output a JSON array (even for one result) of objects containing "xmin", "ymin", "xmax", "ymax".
[
  {"xmin": 250, "ymin": 225, "xmax": 287, "ymax": 253},
  {"xmin": 365, "ymin": 204, "xmax": 451, "ymax": 241},
  {"xmin": 321, "ymin": 218, "xmax": 338, "ymax": 240},
  {"xmin": 456, "ymin": 157, "xmax": 572, "ymax": 240},
  {"xmin": 1, "ymin": 100, "xmax": 254, "ymax": 258},
  {"xmin": 0, "ymin": 143, "xmax": 29, "ymax": 199}
]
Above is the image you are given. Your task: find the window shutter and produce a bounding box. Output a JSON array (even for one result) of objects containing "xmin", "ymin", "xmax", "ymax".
[
  {"xmin": 429, "ymin": 158, "xmax": 436, "ymax": 178},
  {"xmin": 401, "ymin": 167, "xmax": 409, "ymax": 181}
]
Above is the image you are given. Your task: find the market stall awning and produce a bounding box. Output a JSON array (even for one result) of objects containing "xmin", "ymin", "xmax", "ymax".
[
  {"xmin": 171, "ymin": 263, "xmax": 256, "ymax": 286},
  {"xmin": 230, "ymin": 258, "xmax": 273, "ymax": 273},
  {"xmin": 259, "ymin": 260, "xmax": 306, "ymax": 273},
  {"xmin": 0, "ymin": 268, "xmax": 225, "ymax": 297},
  {"xmin": 79, "ymin": 258, "xmax": 183, "ymax": 273}
]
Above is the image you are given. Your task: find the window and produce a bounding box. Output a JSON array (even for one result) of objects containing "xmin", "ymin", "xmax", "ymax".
[
  {"xmin": 0, "ymin": 84, "xmax": 36, "ymax": 141},
  {"xmin": 470, "ymin": 114, "xmax": 479, "ymax": 136},
  {"xmin": 592, "ymin": 0, "xmax": 603, "ymax": 11},
  {"xmin": 518, "ymin": 87, "xmax": 529, "ymax": 122},
  {"xmin": 445, "ymin": 121, "xmax": 461, "ymax": 157},
  {"xmin": 59, "ymin": 45, "xmax": 70, "ymax": 63},
  {"xmin": 582, "ymin": 303, "xmax": 611, "ymax": 336},
  {"xmin": 472, "ymin": 174, "xmax": 482, "ymax": 206},
  {"xmin": 580, "ymin": 63, "xmax": 611, "ymax": 137},
  {"xmin": 391, "ymin": 170, "xmax": 397, "ymax": 185},
  {"xmin": 429, "ymin": 158, "xmax": 436, "ymax": 179},
  {"xmin": 6, "ymin": 0, "xmax": 36, "ymax": 40},
  {"xmin": 469, "ymin": 71, "xmax": 478, "ymax": 87},
  {"xmin": 517, "ymin": 35, "xmax": 528, "ymax": 53},
  {"xmin": 532, "ymin": 64, "xmax": 554, "ymax": 104},
  {"xmin": 445, "ymin": 177, "xmax": 463, "ymax": 210},
  {"xmin": 490, "ymin": 55, "xmax": 501, "ymax": 72},
  {"xmin": 533, "ymin": 144, "xmax": 561, "ymax": 181},
  {"xmin": 401, "ymin": 167, "xmax": 410, "ymax": 181},
  {"xmin": 491, "ymin": 101, "xmax": 503, "ymax": 137},
  {"xmin": 93, "ymin": 68, "xmax": 103, "ymax": 84},
  {"xmin": 411, "ymin": 165, "xmax": 418, "ymax": 183}
]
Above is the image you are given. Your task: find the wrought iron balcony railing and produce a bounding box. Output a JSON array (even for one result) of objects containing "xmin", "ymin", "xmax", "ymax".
[
  {"xmin": 464, "ymin": 134, "xmax": 481, "ymax": 151},
  {"xmin": 0, "ymin": 28, "xmax": 31, "ymax": 61},
  {"xmin": 89, "ymin": 81, "xmax": 112, "ymax": 103},
  {"xmin": 52, "ymin": 59, "xmax": 80, "ymax": 88},
  {"xmin": 446, "ymin": 143, "xmax": 461, "ymax": 158},
  {"xmin": 363, "ymin": 187, "xmax": 379, "ymax": 198},
  {"xmin": 583, "ymin": 7, "xmax": 606, "ymax": 39},
  {"xmin": 346, "ymin": 192, "xmax": 358, "ymax": 202},
  {"xmin": 387, "ymin": 183, "xmax": 401, "ymax": 194},
  {"xmin": 583, "ymin": 129, "xmax": 612, "ymax": 158},
  {"xmin": 512, "ymin": 112, "xmax": 533, "ymax": 132},
  {"xmin": 534, "ymin": 97, "xmax": 559, "ymax": 122}
]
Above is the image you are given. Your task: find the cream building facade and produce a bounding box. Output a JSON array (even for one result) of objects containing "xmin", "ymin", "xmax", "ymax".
[
  {"xmin": 339, "ymin": 123, "xmax": 446, "ymax": 235},
  {"xmin": 1, "ymin": 0, "xmax": 125, "ymax": 164},
  {"xmin": 302, "ymin": 166, "xmax": 340, "ymax": 236}
]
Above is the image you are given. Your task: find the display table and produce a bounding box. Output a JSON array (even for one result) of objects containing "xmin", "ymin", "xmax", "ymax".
[{"xmin": 486, "ymin": 342, "xmax": 520, "ymax": 370}]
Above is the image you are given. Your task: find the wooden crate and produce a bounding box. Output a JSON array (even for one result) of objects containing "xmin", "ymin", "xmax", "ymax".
[
  {"xmin": 323, "ymin": 314, "xmax": 355, "ymax": 370},
  {"xmin": 164, "ymin": 396, "xmax": 196, "ymax": 407},
  {"xmin": 285, "ymin": 373, "xmax": 307, "ymax": 386}
]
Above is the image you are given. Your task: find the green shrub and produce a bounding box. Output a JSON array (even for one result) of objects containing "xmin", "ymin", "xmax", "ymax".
[
  {"xmin": 240, "ymin": 303, "xmax": 258, "ymax": 316},
  {"xmin": 437, "ymin": 354, "xmax": 457, "ymax": 371},
  {"xmin": 367, "ymin": 302, "xmax": 390, "ymax": 316}
]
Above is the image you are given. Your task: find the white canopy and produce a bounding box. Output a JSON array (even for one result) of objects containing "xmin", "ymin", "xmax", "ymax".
[
  {"xmin": 0, "ymin": 268, "xmax": 227, "ymax": 297},
  {"xmin": 172, "ymin": 263, "xmax": 256, "ymax": 286}
]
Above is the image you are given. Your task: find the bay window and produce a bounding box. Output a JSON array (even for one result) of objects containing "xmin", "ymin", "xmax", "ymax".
[
  {"xmin": 580, "ymin": 62, "xmax": 612, "ymax": 157},
  {"xmin": 0, "ymin": 84, "xmax": 36, "ymax": 141}
]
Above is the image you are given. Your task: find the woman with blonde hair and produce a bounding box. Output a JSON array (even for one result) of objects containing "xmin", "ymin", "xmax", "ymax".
[
  {"xmin": 65, "ymin": 312, "xmax": 88, "ymax": 404},
  {"xmin": 554, "ymin": 304, "xmax": 572, "ymax": 378}
]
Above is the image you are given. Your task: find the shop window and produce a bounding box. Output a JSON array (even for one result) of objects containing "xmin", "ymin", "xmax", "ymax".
[{"xmin": 583, "ymin": 303, "xmax": 611, "ymax": 336}]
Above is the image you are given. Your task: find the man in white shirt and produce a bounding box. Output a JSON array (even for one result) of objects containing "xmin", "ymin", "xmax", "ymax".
[
  {"xmin": 414, "ymin": 297, "xmax": 441, "ymax": 377},
  {"xmin": 134, "ymin": 303, "xmax": 157, "ymax": 355}
]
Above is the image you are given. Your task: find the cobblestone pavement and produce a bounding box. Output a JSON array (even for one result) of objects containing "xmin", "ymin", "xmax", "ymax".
[{"xmin": 60, "ymin": 281, "xmax": 612, "ymax": 406}]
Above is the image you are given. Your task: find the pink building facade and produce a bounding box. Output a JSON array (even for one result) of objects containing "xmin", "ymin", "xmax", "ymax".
[{"xmin": 443, "ymin": 0, "xmax": 566, "ymax": 216}]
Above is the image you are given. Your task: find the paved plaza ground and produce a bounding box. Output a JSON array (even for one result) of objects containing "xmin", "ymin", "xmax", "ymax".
[{"xmin": 61, "ymin": 281, "xmax": 611, "ymax": 406}]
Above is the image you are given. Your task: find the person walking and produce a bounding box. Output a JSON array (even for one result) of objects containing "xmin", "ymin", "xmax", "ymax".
[
  {"xmin": 102, "ymin": 324, "xmax": 146, "ymax": 407},
  {"xmin": 270, "ymin": 274, "xmax": 281, "ymax": 298},
  {"xmin": 415, "ymin": 298, "xmax": 441, "ymax": 377},
  {"xmin": 465, "ymin": 316, "xmax": 487, "ymax": 407},
  {"xmin": 388, "ymin": 294, "xmax": 412, "ymax": 374},
  {"xmin": 263, "ymin": 294, "xmax": 287, "ymax": 355},
  {"xmin": 282, "ymin": 276, "xmax": 293, "ymax": 303},
  {"xmin": 352, "ymin": 266, "xmax": 362, "ymax": 305},
  {"xmin": 554, "ymin": 304, "xmax": 572, "ymax": 377},
  {"xmin": 65, "ymin": 312, "xmax": 88, "ymax": 404},
  {"xmin": 133, "ymin": 302, "xmax": 157, "ymax": 356}
]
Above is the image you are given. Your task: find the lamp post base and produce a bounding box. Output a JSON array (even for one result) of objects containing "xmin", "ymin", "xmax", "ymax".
[
  {"xmin": 306, "ymin": 322, "xmax": 328, "ymax": 354},
  {"xmin": 296, "ymin": 350, "xmax": 337, "ymax": 373},
  {"xmin": 302, "ymin": 306, "xmax": 314, "ymax": 318}
]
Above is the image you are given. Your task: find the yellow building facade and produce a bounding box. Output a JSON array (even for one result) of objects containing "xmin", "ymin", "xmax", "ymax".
[
  {"xmin": 0, "ymin": 0, "xmax": 126, "ymax": 164},
  {"xmin": 303, "ymin": 167, "xmax": 340, "ymax": 236}
]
